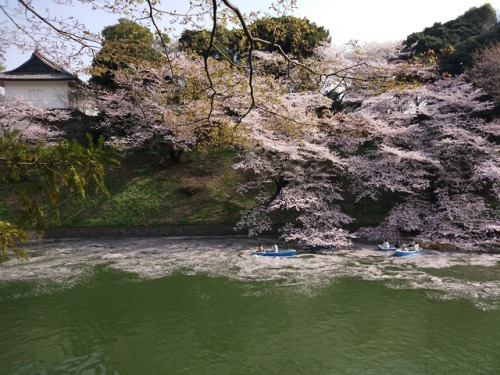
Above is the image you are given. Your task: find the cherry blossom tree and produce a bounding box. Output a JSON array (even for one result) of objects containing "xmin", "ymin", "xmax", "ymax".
[
  {"xmin": 231, "ymin": 43, "xmax": 431, "ymax": 247},
  {"xmin": 233, "ymin": 91, "xmax": 358, "ymax": 247},
  {"xmin": 234, "ymin": 58, "xmax": 499, "ymax": 249},
  {"xmin": 92, "ymin": 51, "xmax": 290, "ymax": 161},
  {"xmin": 0, "ymin": 99, "xmax": 69, "ymax": 142},
  {"xmin": 344, "ymin": 76, "xmax": 499, "ymax": 248},
  {"xmin": 469, "ymin": 42, "xmax": 500, "ymax": 104}
]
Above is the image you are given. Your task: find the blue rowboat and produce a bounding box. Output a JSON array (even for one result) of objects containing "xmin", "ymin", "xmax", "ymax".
[
  {"xmin": 395, "ymin": 247, "xmax": 423, "ymax": 257},
  {"xmin": 252, "ymin": 250, "xmax": 296, "ymax": 257}
]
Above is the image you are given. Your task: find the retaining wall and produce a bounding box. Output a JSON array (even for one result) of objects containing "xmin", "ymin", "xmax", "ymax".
[{"xmin": 42, "ymin": 225, "xmax": 249, "ymax": 239}]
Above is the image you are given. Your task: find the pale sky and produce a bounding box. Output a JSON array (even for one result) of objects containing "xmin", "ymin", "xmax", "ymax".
[
  {"xmin": 295, "ymin": 0, "xmax": 500, "ymax": 44},
  {"xmin": 3, "ymin": 0, "xmax": 500, "ymax": 71}
]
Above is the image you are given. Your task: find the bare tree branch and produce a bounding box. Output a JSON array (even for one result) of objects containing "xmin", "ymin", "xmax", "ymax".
[{"xmin": 17, "ymin": 0, "xmax": 100, "ymax": 50}]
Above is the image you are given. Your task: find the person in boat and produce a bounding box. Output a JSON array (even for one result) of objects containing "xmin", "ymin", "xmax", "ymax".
[
  {"xmin": 273, "ymin": 244, "xmax": 279, "ymax": 252},
  {"xmin": 382, "ymin": 240, "xmax": 390, "ymax": 248},
  {"xmin": 258, "ymin": 243, "xmax": 265, "ymax": 252}
]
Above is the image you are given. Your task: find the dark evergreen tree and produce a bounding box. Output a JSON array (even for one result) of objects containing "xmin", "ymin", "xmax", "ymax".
[
  {"xmin": 178, "ymin": 27, "xmax": 234, "ymax": 60},
  {"xmin": 178, "ymin": 16, "xmax": 330, "ymax": 62},
  {"xmin": 90, "ymin": 19, "xmax": 165, "ymax": 88},
  {"xmin": 403, "ymin": 4, "xmax": 499, "ymax": 74},
  {"xmin": 247, "ymin": 16, "xmax": 331, "ymax": 59}
]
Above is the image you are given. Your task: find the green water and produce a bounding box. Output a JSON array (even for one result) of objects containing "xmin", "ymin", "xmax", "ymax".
[{"xmin": 1, "ymin": 237, "xmax": 499, "ymax": 374}]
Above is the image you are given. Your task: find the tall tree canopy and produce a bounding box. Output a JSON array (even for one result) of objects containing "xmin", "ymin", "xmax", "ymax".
[
  {"xmin": 178, "ymin": 27, "xmax": 235, "ymax": 60},
  {"xmin": 179, "ymin": 16, "xmax": 331, "ymax": 61},
  {"xmin": 247, "ymin": 16, "xmax": 331, "ymax": 58},
  {"xmin": 89, "ymin": 18, "xmax": 165, "ymax": 88},
  {"xmin": 403, "ymin": 3, "xmax": 499, "ymax": 74}
]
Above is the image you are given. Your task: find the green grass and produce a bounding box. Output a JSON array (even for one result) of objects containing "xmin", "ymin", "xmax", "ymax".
[{"xmin": 52, "ymin": 148, "xmax": 255, "ymax": 228}]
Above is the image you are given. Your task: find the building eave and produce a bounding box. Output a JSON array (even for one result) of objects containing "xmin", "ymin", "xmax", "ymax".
[{"xmin": 0, "ymin": 50, "xmax": 79, "ymax": 82}]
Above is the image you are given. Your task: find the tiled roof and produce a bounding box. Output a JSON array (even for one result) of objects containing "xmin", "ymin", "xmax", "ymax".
[{"xmin": 0, "ymin": 51, "xmax": 78, "ymax": 81}]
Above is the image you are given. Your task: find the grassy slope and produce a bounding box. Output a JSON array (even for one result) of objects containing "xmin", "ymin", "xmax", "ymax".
[
  {"xmin": 0, "ymin": 148, "xmax": 255, "ymax": 229},
  {"xmin": 59, "ymin": 148, "xmax": 256, "ymax": 228}
]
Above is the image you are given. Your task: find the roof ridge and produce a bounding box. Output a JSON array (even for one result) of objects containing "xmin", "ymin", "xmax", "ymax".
[{"xmin": 0, "ymin": 50, "xmax": 78, "ymax": 81}]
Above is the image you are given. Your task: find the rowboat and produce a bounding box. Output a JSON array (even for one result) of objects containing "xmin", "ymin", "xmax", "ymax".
[
  {"xmin": 252, "ymin": 250, "xmax": 296, "ymax": 257},
  {"xmin": 395, "ymin": 246, "xmax": 423, "ymax": 257},
  {"xmin": 377, "ymin": 243, "xmax": 398, "ymax": 251}
]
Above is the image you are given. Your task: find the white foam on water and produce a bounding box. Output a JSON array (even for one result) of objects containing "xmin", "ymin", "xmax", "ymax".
[{"xmin": 1, "ymin": 237, "xmax": 499, "ymax": 309}]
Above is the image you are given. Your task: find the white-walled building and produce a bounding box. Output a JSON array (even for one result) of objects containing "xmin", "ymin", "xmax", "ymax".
[{"xmin": 0, "ymin": 50, "xmax": 81, "ymax": 109}]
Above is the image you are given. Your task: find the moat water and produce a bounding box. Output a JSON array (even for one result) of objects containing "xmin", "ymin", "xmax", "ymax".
[{"xmin": 1, "ymin": 237, "xmax": 499, "ymax": 374}]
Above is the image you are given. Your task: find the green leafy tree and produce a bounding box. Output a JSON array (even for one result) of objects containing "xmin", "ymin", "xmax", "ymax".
[
  {"xmin": 0, "ymin": 130, "xmax": 119, "ymax": 260},
  {"xmin": 179, "ymin": 16, "xmax": 330, "ymax": 62},
  {"xmin": 179, "ymin": 28, "xmax": 235, "ymax": 60},
  {"xmin": 440, "ymin": 21, "xmax": 500, "ymax": 74},
  {"xmin": 403, "ymin": 4, "xmax": 498, "ymax": 74},
  {"xmin": 245, "ymin": 16, "xmax": 330, "ymax": 59},
  {"xmin": 89, "ymin": 18, "xmax": 165, "ymax": 88}
]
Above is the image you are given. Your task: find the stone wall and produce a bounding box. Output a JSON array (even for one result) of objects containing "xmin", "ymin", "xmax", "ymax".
[
  {"xmin": 42, "ymin": 225, "xmax": 248, "ymax": 239},
  {"xmin": 54, "ymin": 110, "xmax": 98, "ymax": 144}
]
